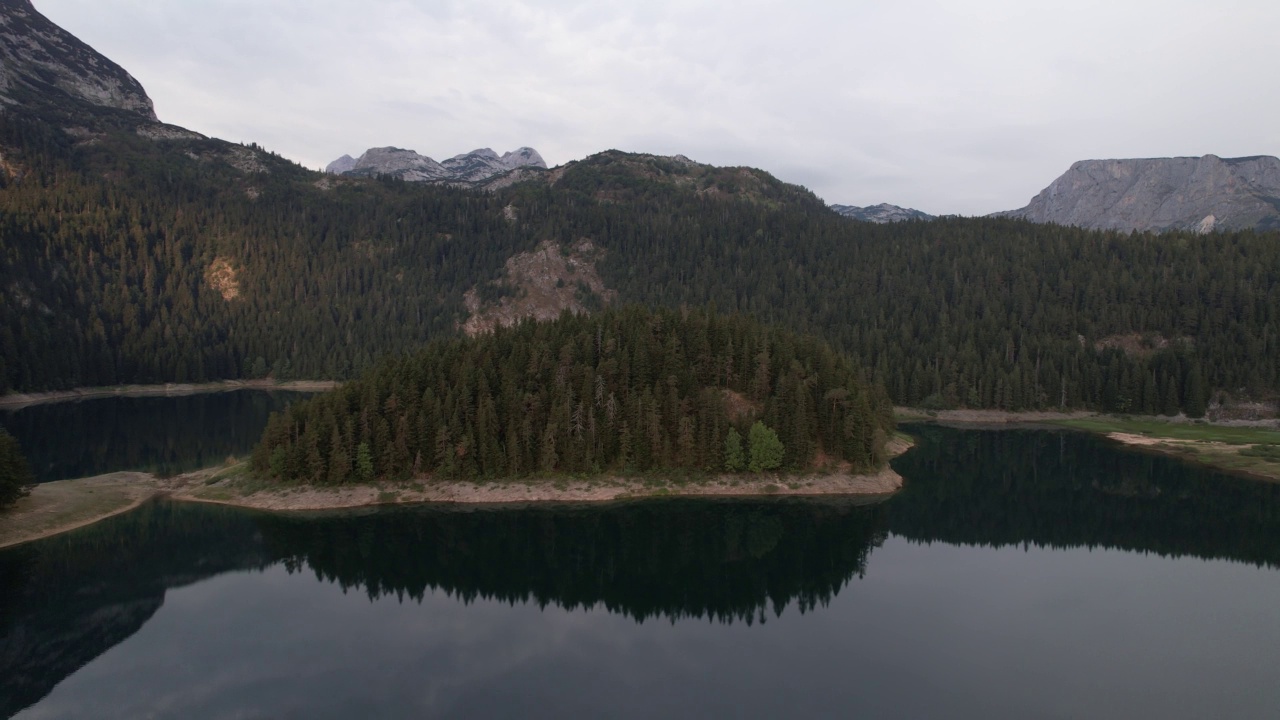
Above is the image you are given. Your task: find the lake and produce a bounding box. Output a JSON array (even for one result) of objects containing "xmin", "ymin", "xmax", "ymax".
[
  {"xmin": 2, "ymin": 418, "xmax": 1280, "ymax": 718},
  {"xmin": 0, "ymin": 391, "xmax": 313, "ymax": 482}
]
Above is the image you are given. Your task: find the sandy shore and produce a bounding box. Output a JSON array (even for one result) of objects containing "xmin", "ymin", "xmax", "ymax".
[
  {"xmin": 0, "ymin": 438, "xmax": 913, "ymax": 548},
  {"xmin": 0, "ymin": 379, "xmax": 340, "ymax": 409},
  {"xmin": 177, "ymin": 467, "xmax": 904, "ymax": 512},
  {"xmin": 0, "ymin": 472, "xmax": 159, "ymax": 549}
]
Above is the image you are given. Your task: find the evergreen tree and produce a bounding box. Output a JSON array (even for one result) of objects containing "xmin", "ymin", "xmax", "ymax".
[
  {"xmin": 355, "ymin": 442, "xmax": 374, "ymax": 482},
  {"xmin": 724, "ymin": 427, "xmax": 745, "ymax": 472},
  {"xmin": 0, "ymin": 428, "xmax": 34, "ymax": 508},
  {"xmin": 748, "ymin": 421, "xmax": 784, "ymax": 473}
]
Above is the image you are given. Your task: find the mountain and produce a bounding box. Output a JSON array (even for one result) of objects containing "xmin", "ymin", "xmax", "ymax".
[
  {"xmin": 0, "ymin": 0, "xmax": 155, "ymax": 122},
  {"xmin": 327, "ymin": 145, "xmax": 546, "ymax": 184},
  {"xmin": 1, "ymin": 3, "xmax": 1279, "ymax": 417},
  {"xmin": 830, "ymin": 203, "xmax": 934, "ymax": 223},
  {"xmin": 1000, "ymin": 155, "xmax": 1280, "ymax": 233},
  {"xmin": 325, "ymin": 153, "xmax": 356, "ymax": 174}
]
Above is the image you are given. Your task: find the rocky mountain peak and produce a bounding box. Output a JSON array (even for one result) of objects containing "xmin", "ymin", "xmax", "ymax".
[
  {"xmin": 999, "ymin": 154, "xmax": 1280, "ymax": 233},
  {"xmin": 328, "ymin": 145, "xmax": 547, "ymax": 185},
  {"xmin": 500, "ymin": 147, "xmax": 544, "ymax": 169},
  {"xmin": 830, "ymin": 203, "xmax": 934, "ymax": 223},
  {"xmin": 324, "ymin": 154, "xmax": 357, "ymax": 175},
  {"xmin": 0, "ymin": 0, "xmax": 156, "ymax": 121}
]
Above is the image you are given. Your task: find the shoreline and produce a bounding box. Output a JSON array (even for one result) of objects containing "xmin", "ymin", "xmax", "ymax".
[
  {"xmin": 894, "ymin": 406, "xmax": 1280, "ymax": 428},
  {"xmin": 0, "ymin": 438, "xmax": 913, "ymax": 549},
  {"xmin": 896, "ymin": 407, "xmax": 1280, "ymax": 483},
  {"xmin": 1100, "ymin": 430, "xmax": 1280, "ymax": 483},
  {"xmin": 176, "ymin": 466, "xmax": 905, "ymax": 512},
  {"xmin": 895, "ymin": 407, "xmax": 1102, "ymax": 424},
  {"xmin": 0, "ymin": 472, "xmax": 160, "ymax": 549},
  {"xmin": 0, "ymin": 379, "xmax": 341, "ymax": 409}
]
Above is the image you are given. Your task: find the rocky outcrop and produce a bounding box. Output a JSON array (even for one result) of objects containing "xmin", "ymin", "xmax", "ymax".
[
  {"xmin": 0, "ymin": 0, "xmax": 156, "ymax": 121},
  {"xmin": 1000, "ymin": 155, "xmax": 1280, "ymax": 233},
  {"xmin": 327, "ymin": 146, "xmax": 547, "ymax": 185},
  {"xmin": 830, "ymin": 203, "xmax": 934, "ymax": 223},
  {"xmin": 462, "ymin": 238, "xmax": 614, "ymax": 335}
]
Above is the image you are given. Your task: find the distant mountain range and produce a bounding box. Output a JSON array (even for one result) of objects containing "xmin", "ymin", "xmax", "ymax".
[
  {"xmin": 829, "ymin": 203, "xmax": 934, "ymax": 223},
  {"xmin": 326, "ymin": 146, "xmax": 546, "ymax": 185},
  {"xmin": 999, "ymin": 155, "xmax": 1280, "ymax": 233}
]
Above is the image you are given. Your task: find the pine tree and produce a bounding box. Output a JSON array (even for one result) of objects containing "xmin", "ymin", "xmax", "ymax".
[
  {"xmin": 355, "ymin": 442, "xmax": 375, "ymax": 482},
  {"xmin": 724, "ymin": 427, "xmax": 746, "ymax": 472},
  {"xmin": 0, "ymin": 429, "xmax": 33, "ymax": 509},
  {"xmin": 748, "ymin": 421, "xmax": 784, "ymax": 473}
]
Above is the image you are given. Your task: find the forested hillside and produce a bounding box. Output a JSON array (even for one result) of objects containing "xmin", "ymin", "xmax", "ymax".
[
  {"xmin": 251, "ymin": 307, "xmax": 896, "ymax": 483},
  {"xmin": 3, "ymin": 112, "xmax": 1279, "ymax": 415},
  {"xmin": 0, "ymin": 114, "xmax": 536, "ymax": 386}
]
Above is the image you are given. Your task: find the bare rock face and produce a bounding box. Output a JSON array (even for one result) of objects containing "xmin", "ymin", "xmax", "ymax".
[
  {"xmin": 324, "ymin": 154, "xmax": 357, "ymax": 175},
  {"xmin": 463, "ymin": 238, "xmax": 615, "ymax": 335},
  {"xmin": 830, "ymin": 203, "xmax": 934, "ymax": 223},
  {"xmin": 0, "ymin": 0, "xmax": 156, "ymax": 121},
  {"xmin": 1000, "ymin": 155, "xmax": 1280, "ymax": 233},
  {"xmin": 340, "ymin": 146, "xmax": 448, "ymax": 182},
  {"xmin": 328, "ymin": 145, "xmax": 547, "ymax": 185}
]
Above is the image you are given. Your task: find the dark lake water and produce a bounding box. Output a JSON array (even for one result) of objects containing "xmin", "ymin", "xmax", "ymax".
[
  {"xmin": 3, "ymin": 423, "xmax": 1280, "ymax": 718},
  {"xmin": 0, "ymin": 391, "xmax": 313, "ymax": 482}
]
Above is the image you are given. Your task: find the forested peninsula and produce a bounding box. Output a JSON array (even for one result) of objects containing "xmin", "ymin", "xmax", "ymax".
[{"xmin": 250, "ymin": 307, "xmax": 896, "ymax": 485}]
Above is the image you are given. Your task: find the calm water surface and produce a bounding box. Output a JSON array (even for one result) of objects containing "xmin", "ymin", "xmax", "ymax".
[
  {"xmin": 2, "ymin": 423, "xmax": 1280, "ymax": 718},
  {"xmin": 0, "ymin": 391, "xmax": 313, "ymax": 481}
]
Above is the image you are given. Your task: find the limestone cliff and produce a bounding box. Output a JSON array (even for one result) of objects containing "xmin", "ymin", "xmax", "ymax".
[
  {"xmin": 1000, "ymin": 155, "xmax": 1280, "ymax": 233},
  {"xmin": 0, "ymin": 0, "xmax": 156, "ymax": 121},
  {"xmin": 830, "ymin": 203, "xmax": 934, "ymax": 223},
  {"xmin": 327, "ymin": 146, "xmax": 547, "ymax": 185}
]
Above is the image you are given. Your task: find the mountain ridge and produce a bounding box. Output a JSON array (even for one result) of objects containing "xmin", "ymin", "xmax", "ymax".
[
  {"xmin": 829, "ymin": 203, "xmax": 934, "ymax": 223},
  {"xmin": 327, "ymin": 145, "xmax": 547, "ymax": 185},
  {"xmin": 999, "ymin": 154, "xmax": 1280, "ymax": 233},
  {"xmin": 0, "ymin": 0, "xmax": 155, "ymax": 122}
]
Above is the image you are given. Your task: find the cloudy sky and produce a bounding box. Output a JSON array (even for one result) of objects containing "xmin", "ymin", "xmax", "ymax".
[{"xmin": 36, "ymin": 0, "xmax": 1280, "ymax": 215}]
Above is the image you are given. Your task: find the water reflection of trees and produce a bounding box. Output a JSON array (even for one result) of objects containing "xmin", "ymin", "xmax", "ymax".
[
  {"xmin": 7, "ymin": 426, "xmax": 1280, "ymax": 718},
  {"xmin": 0, "ymin": 391, "xmax": 306, "ymax": 482},
  {"xmin": 890, "ymin": 425, "xmax": 1280, "ymax": 568},
  {"xmin": 0, "ymin": 501, "xmax": 267, "ymax": 718},
  {"xmin": 0, "ymin": 498, "xmax": 886, "ymax": 718},
  {"xmin": 263, "ymin": 499, "xmax": 888, "ymax": 624}
]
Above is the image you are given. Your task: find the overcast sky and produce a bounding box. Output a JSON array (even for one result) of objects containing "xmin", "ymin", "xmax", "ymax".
[{"xmin": 36, "ymin": 0, "xmax": 1280, "ymax": 215}]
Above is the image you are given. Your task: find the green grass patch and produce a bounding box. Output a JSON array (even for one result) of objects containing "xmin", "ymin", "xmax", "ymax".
[
  {"xmin": 194, "ymin": 488, "xmax": 234, "ymax": 501},
  {"xmin": 1051, "ymin": 418, "xmax": 1280, "ymax": 445},
  {"xmin": 1241, "ymin": 444, "xmax": 1280, "ymax": 463}
]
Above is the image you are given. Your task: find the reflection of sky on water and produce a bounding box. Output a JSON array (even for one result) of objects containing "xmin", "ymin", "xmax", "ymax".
[{"xmin": 21, "ymin": 539, "xmax": 1280, "ymax": 720}]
